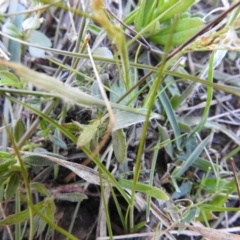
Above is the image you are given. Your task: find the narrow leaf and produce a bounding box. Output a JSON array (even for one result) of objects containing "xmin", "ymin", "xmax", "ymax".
[
  {"xmin": 54, "ymin": 192, "xmax": 88, "ymax": 202},
  {"xmin": 14, "ymin": 118, "xmax": 26, "ymax": 143},
  {"xmin": 173, "ymin": 136, "xmax": 210, "ymax": 178},
  {"xmin": 158, "ymin": 85, "xmax": 182, "ymax": 150},
  {"xmin": 119, "ymin": 179, "xmax": 169, "ymax": 200},
  {"xmin": 49, "ymin": 134, "xmax": 67, "ymax": 149},
  {"xmin": 2, "ymin": 22, "xmax": 21, "ymax": 38},
  {"xmin": 0, "ymin": 202, "xmax": 44, "ymax": 226},
  {"xmin": 23, "ymin": 155, "xmax": 56, "ymax": 166},
  {"xmin": 5, "ymin": 173, "xmax": 20, "ymax": 200}
]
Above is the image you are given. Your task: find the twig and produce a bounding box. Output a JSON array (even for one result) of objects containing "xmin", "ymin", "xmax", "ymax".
[{"xmin": 229, "ymin": 157, "xmax": 240, "ymax": 207}]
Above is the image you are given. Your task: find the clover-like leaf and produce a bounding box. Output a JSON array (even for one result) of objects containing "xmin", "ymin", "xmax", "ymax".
[{"xmin": 22, "ymin": 17, "xmax": 41, "ymax": 31}]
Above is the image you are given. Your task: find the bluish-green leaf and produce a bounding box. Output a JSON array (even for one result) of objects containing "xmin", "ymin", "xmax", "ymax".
[
  {"xmin": 173, "ymin": 136, "xmax": 210, "ymax": 178},
  {"xmin": 49, "ymin": 134, "xmax": 67, "ymax": 149},
  {"xmin": 22, "ymin": 17, "xmax": 41, "ymax": 31},
  {"xmin": 158, "ymin": 85, "xmax": 182, "ymax": 150},
  {"xmin": 2, "ymin": 22, "xmax": 22, "ymax": 38}
]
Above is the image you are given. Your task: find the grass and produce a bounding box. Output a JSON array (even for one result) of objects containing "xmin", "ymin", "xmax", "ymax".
[{"xmin": 1, "ymin": 0, "xmax": 240, "ymax": 239}]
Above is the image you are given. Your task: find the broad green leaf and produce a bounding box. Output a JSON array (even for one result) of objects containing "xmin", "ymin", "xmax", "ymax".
[
  {"xmin": 14, "ymin": 118, "xmax": 26, "ymax": 143},
  {"xmin": 0, "ymin": 202, "xmax": 44, "ymax": 226},
  {"xmin": 0, "ymin": 151, "xmax": 12, "ymax": 158},
  {"xmin": 2, "ymin": 22, "xmax": 22, "ymax": 38},
  {"xmin": 209, "ymin": 173, "xmax": 240, "ymax": 206},
  {"xmin": 173, "ymin": 136, "xmax": 210, "ymax": 178},
  {"xmin": 0, "ymin": 71, "xmax": 21, "ymax": 88},
  {"xmin": 119, "ymin": 179, "xmax": 169, "ymax": 200},
  {"xmin": 0, "ymin": 159, "xmax": 16, "ymax": 171},
  {"xmin": 23, "ymin": 155, "xmax": 56, "ymax": 166},
  {"xmin": 39, "ymin": 118, "xmax": 48, "ymax": 130},
  {"xmin": 77, "ymin": 121, "xmax": 100, "ymax": 148},
  {"xmin": 150, "ymin": 17, "xmax": 204, "ymax": 46},
  {"xmin": 112, "ymin": 129, "xmax": 127, "ymax": 164},
  {"xmin": 5, "ymin": 173, "xmax": 20, "ymax": 200},
  {"xmin": 22, "ymin": 17, "xmax": 41, "ymax": 31}
]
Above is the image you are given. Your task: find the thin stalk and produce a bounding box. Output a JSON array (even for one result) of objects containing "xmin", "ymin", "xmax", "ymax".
[{"xmin": 4, "ymin": 125, "xmax": 35, "ymax": 240}]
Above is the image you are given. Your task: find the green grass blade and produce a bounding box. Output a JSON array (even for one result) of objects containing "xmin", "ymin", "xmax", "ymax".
[
  {"xmin": 189, "ymin": 51, "xmax": 214, "ymax": 136},
  {"xmin": 158, "ymin": 85, "xmax": 182, "ymax": 150},
  {"xmin": 173, "ymin": 136, "xmax": 210, "ymax": 178}
]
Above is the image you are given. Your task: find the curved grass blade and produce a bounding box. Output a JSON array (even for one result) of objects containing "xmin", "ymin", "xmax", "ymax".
[
  {"xmin": 0, "ymin": 59, "xmax": 158, "ymax": 117},
  {"xmin": 158, "ymin": 85, "xmax": 182, "ymax": 150},
  {"xmin": 0, "ymin": 202, "xmax": 44, "ymax": 226},
  {"xmin": 173, "ymin": 136, "xmax": 210, "ymax": 178},
  {"xmin": 119, "ymin": 179, "xmax": 169, "ymax": 201},
  {"xmin": 190, "ymin": 51, "xmax": 214, "ymax": 136},
  {"xmin": 177, "ymin": 116, "xmax": 240, "ymax": 146}
]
